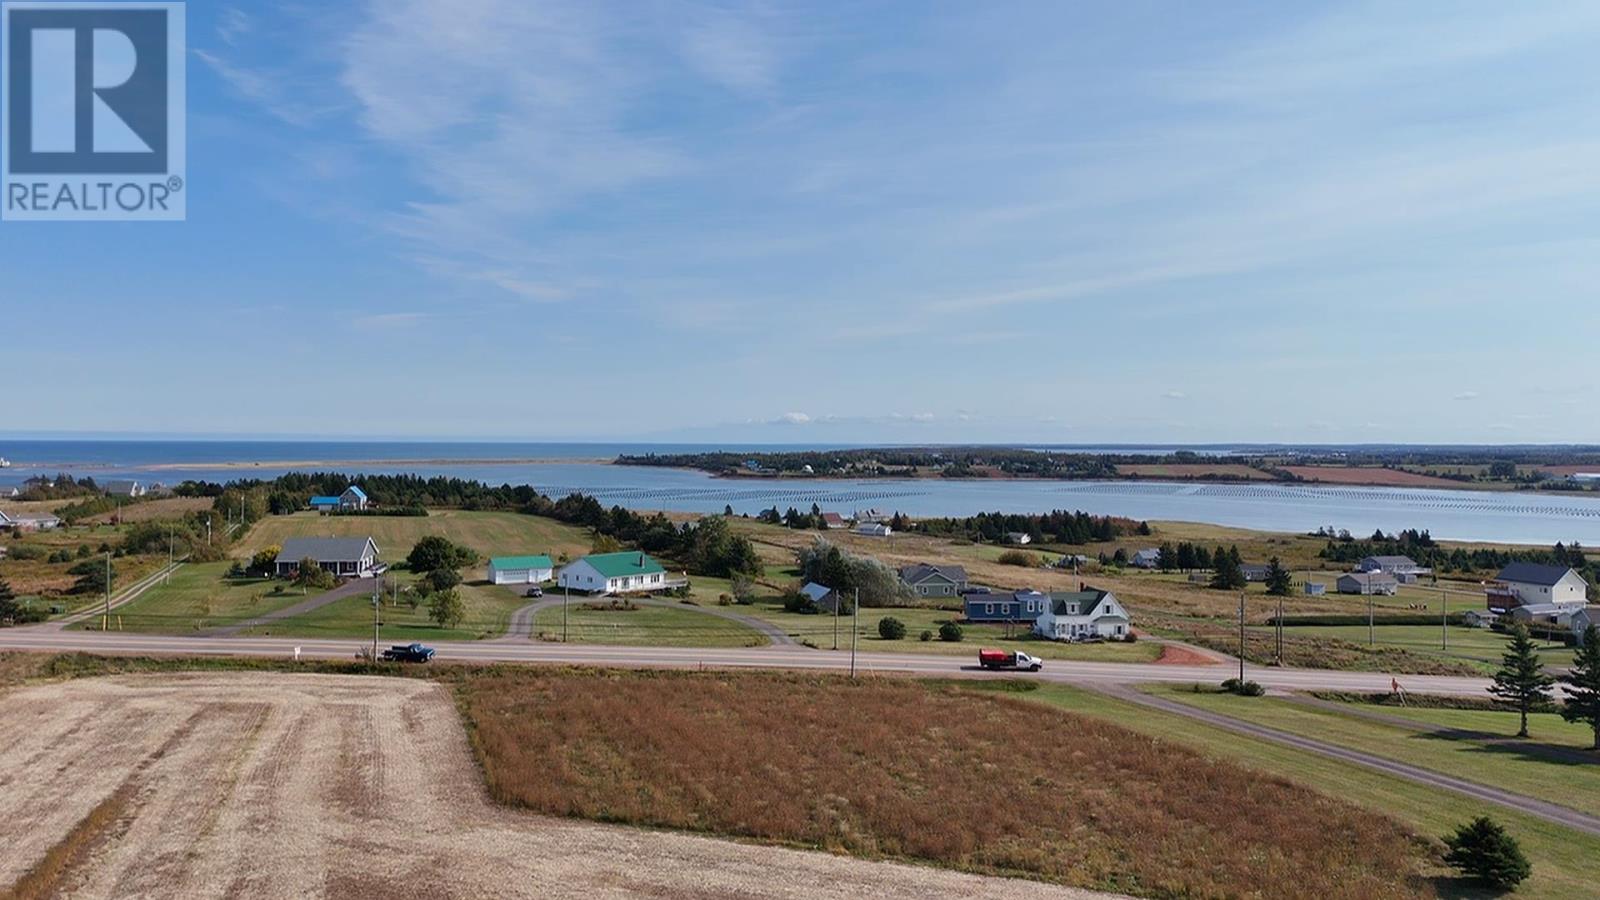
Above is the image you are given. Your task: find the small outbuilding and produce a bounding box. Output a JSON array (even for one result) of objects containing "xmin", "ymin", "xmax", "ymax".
[
  {"xmin": 1337, "ymin": 571, "xmax": 1398, "ymax": 596},
  {"xmin": 488, "ymin": 555, "xmax": 554, "ymax": 585}
]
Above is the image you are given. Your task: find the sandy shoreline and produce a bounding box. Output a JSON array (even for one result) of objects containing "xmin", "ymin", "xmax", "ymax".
[{"xmin": 4, "ymin": 457, "xmax": 617, "ymax": 471}]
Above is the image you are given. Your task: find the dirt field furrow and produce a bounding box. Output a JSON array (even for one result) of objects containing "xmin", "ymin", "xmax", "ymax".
[{"xmin": 0, "ymin": 673, "xmax": 1124, "ymax": 899}]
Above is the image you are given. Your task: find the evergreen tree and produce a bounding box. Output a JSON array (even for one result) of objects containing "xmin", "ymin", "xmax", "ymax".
[
  {"xmin": 1561, "ymin": 627, "xmax": 1600, "ymax": 750},
  {"xmin": 1489, "ymin": 624, "xmax": 1555, "ymax": 738},
  {"xmin": 1264, "ymin": 557, "xmax": 1292, "ymax": 596},
  {"xmin": 1443, "ymin": 817, "xmax": 1531, "ymax": 889},
  {"xmin": 1157, "ymin": 543, "xmax": 1177, "ymax": 572},
  {"xmin": 0, "ymin": 578, "xmax": 18, "ymax": 620},
  {"xmin": 1209, "ymin": 545, "xmax": 1245, "ymax": 590}
]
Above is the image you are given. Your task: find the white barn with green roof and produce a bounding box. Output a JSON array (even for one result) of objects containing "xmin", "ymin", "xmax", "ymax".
[
  {"xmin": 488, "ymin": 554, "xmax": 554, "ymax": 585},
  {"xmin": 557, "ymin": 551, "xmax": 668, "ymax": 595}
]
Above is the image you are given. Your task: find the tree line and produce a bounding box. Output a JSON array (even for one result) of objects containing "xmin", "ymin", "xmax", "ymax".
[{"xmin": 911, "ymin": 510, "xmax": 1149, "ymax": 544}]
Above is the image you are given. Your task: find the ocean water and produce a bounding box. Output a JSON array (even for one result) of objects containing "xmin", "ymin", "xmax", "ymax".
[{"xmin": 3, "ymin": 440, "xmax": 1600, "ymax": 545}]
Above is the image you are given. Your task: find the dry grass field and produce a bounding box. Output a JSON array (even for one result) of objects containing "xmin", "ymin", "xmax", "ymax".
[
  {"xmin": 0, "ymin": 671, "xmax": 1124, "ymax": 900},
  {"xmin": 1283, "ymin": 466, "xmax": 1468, "ymax": 487},
  {"xmin": 81, "ymin": 496, "xmax": 213, "ymax": 524},
  {"xmin": 463, "ymin": 668, "xmax": 1433, "ymax": 898},
  {"xmin": 231, "ymin": 510, "xmax": 591, "ymax": 573}
]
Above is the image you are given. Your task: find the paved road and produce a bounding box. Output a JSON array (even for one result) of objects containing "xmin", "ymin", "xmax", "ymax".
[
  {"xmin": 1096, "ymin": 684, "xmax": 1600, "ymax": 837},
  {"xmin": 199, "ymin": 576, "xmax": 378, "ymax": 637},
  {"xmin": 496, "ymin": 594, "xmax": 796, "ymax": 646},
  {"xmin": 0, "ymin": 625, "xmax": 1498, "ymax": 696}
]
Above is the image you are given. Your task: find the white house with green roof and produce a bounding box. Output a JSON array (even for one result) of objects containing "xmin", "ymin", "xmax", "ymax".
[
  {"xmin": 1034, "ymin": 588, "xmax": 1130, "ymax": 641},
  {"xmin": 488, "ymin": 554, "xmax": 554, "ymax": 585},
  {"xmin": 557, "ymin": 551, "xmax": 668, "ymax": 595}
]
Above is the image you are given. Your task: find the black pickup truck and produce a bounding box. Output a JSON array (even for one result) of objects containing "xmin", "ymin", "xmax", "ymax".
[{"xmin": 380, "ymin": 642, "xmax": 436, "ymax": 663}]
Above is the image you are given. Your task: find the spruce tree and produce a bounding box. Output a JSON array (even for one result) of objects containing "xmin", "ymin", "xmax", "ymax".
[
  {"xmin": 1209, "ymin": 545, "xmax": 1245, "ymax": 590},
  {"xmin": 1561, "ymin": 626, "xmax": 1600, "ymax": 750},
  {"xmin": 1264, "ymin": 557, "xmax": 1292, "ymax": 596},
  {"xmin": 1489, "ymin": 624, "xmax": 1555, "ymax": 738},
  {"xmin": 0, "ymin": 578, "xmax": 18, "ymax": 620}
]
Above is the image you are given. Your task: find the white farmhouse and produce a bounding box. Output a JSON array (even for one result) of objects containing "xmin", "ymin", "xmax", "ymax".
[
  {"xmin": 1129, "ymin": 548, "xmax": 1161, "ymax": 569},
  {"xmin": 557, "ymin": 551, "xmax": 667, "ymax": 595},
  {"xmin": 1034, "ymin": 589, "xmax": 1130, "ymax": 641},
  {"xmin": 487, "ymin": 554, "xmax": 554, "ymax": 585},
  {"xmin": 855, "ymin": 522, "xmax": 892, "ymax": 537},
  {"xmin": 1487, "ymin": 563, "xmax": 1590, "ymax": 613}
]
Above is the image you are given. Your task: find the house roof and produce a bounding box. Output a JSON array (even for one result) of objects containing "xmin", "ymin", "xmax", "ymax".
[
  {"xmin": 1363, "ymin": 555, "xmax": 1418, "ymax": 566},
  {"xmin": 1510, "ymin": 603, "xmax": 1579, "ymax": 617},
  {"xmin": 1340, "ymin": 571, "xmax": 1397, "ymax": 585},
  {"xmin": 1497, "ymin": 562, "xmax": 1579, "ymax": 587},
  {"xmin": 309, "ymin": 496, "xmax": 342, "ymax": 506},
  {"xmin": 104, "ymin": 480, "xmax": 140, "ymax": 494},
  {"xmin": 800, "ymin": 582, "xmax": 833, "ymax": 602},
  {"xmin": 899, "ymin": 563, "xmax": 968, "ymax": 585},
  {"xmin": 343, "ymin": 486, "xmax": 368, "ymax": 499},
  {"xmin": 821, "ymin": 512, "xmax": 846, "ymax": 524},
  {"xmin": 490, "ymin": 555, "xmax": 553, "ymax": 571},
  {"xmin": 1240, "ymin": 563, "xmax": 1271, "ymax": 575},
  {"xmin": 276, "ymin": 536, "xmax": 378, "ymax": 563},
  {"xmin": 1132, "ymin": 548, "xmax": 1160, "ymax": 558},
  {"xmin": 1047, "ymin": 589, "xmax": 1122, "ymax": 618},
  {"xmin": 578, "ymin": 551, "xmax": 665, "ymax": 578}
]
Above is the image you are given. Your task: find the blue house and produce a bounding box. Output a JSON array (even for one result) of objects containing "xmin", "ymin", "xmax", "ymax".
[
  {"xmin": 309, "ymin": 495, "xmax": 342, "ymax": 513},
  {"xmin": 962, "ymin": 589, "xmax": 1052, "ymax": 623}
]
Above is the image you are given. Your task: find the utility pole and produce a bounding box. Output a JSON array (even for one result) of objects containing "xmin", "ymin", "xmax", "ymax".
[
  {"xmin": 850, "ymin": 588, "xmax": 860, "ymax": 678},
  {"xmin": 104, "ymin": 552, "xmax": 112, "ymax": 631},
  {"xmin": 371, "ymin": 576, "xmax": 380, "ymax": 660},
  {"xmin": 832, "ymin": 587, "xmax": 840, "ymax": 651},
  {"xmin": 1441, "ymin": 587, "xmax": 1448, "ymax": 650},
  {"xmin": 206, "ymin": 517, "xmax": 212, "ymax": 547},
  {"xmin": 1235, "ymin": 589, "xmax": 1248, "ymax": 679},
  {"xmin": 166, "ymin": 524, "xmax": 173, "ymax": 584},
  {"xmin": 1275, "ymin": 595, "xmax": 1284, "ymax": 665},
  {"xmin": 1368, "ymin": 592, "xmax": 1375, "ymax": 647},
  {"xmin": 563, "ymin": 585, "xmax": 569, "ymax": 643}
]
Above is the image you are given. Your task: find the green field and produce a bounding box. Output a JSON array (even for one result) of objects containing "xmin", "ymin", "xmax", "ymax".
[
  {"xmin": 1143, "ymin": 686, "xmax": 1600, "ymax": 812},
  {"xmin": 1254, "ymin": 622, "xmax": 1576, "ymax": 672},
  {"xmin": 246, "ymin": 579, "xmax": 529, "ymax": 642},
  {"xmin": 531, "ymin": 601, "xmax": 767, "ymax": 647},
  {"xmin": 73, "ymin": 561, "xmax": 313, "ymax": 633},
  {"xmin": 232, "ymin": 510, "xmax": 592, "ymax": 570},
  {"xmin": 999, "ymin": 683, "xmax": 1600, "ymax": 899}
]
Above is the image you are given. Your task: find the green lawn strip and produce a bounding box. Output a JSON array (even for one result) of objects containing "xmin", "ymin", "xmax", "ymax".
[
  {"xmin": 990, "ymin": 682, "xmax": 1600, "ymax": 899},
  {"xmin": 1253, "ymin": 622, "xmax": 1575, "ymax": 670},
  {"xmin": 65, "ymin": 561, "xmax": 310, "ymax": 633},
  {"xmin": 1334, "ymin": 705, "xmax": 1599, "ymax": 749},
  {"xmin": 530, "ymin": 603, "xmax": 766, "ymax": 647},
  {"xmin": 238, "ymin": 579, "xmax": 527, "ymax": 642},
  {"xmin": 1139, "ymin": 686, "xmax": 1600, "ymax": 815},
  {"xmin": 232, "ymin": 509, "xmax": 592, "ymax": 566}
]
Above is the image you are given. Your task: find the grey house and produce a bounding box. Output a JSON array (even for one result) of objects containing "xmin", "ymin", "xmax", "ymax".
[
  {"xmin": 275, "ymin": 536, "xmax": 381, "ymax": 578},
  {"xmin": 1357, "ymin": 555, "xmax": 1429, "ymax": 583},
  {"xmin": 1337, "ymin": 571, "xmax": 1398, "ymax": 596},
  {"xmin": 799, "ymin": 581, "xmax": 845, "ymax": 613},
  {"xmin": 899, "ymin": 563, "xmax": 969, "ymax": 598}
]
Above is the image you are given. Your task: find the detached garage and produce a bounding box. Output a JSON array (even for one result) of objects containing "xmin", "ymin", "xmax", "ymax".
[{"xmin": 488, "ymin": 555, "xmax": 554, "ymax": 585}]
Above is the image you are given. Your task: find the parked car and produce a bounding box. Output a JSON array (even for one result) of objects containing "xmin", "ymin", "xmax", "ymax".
[
  {"xmin": 977, "ymin": 648, "xmax": 1043, "ymax": 671},
  {"xmin": 380, "ymin": 642, "xmax": 436, "ymax": 663},
  {"xmin": 525, "ymin": 586, "xmax": 544, "ymax": 598}
]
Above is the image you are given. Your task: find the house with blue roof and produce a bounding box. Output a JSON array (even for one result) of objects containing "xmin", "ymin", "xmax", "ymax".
[{"xmin": 309, "ymin": 485, "xmax": 369, "ymax": 513}]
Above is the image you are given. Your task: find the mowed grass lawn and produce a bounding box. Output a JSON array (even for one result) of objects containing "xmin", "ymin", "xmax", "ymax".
[
  {"xmin": 1141, "ymin": 686, "xmax": 1600, "ymax": 815},
  {"xmin": 233, "ymin": 510, "xmax": 592, "ymax": 571},
  {"xmin": 1253, "ymin": 623, "xmax": 1576, "ymax": 671},
  {"xmin": 73, "ymin": 561, "xmax": 312, "ymax": 634},
  {"xmin": 461, "ymin": 668, "xmax": 1433, "ymax": 898},
  {"xmin": 530, "ymin": 602, "xmax": 766, "ymax": 647},
  {"xmin": 688, "ymin": 573, "xmax": 1160, "ymax": 661},
  {"xmin": 1013, "ymin": 683, "xmax": 1600, "ymax": 899},
  {"xmin": 241, "ymin": 579, "xmax": 528, "ymax": 642}
]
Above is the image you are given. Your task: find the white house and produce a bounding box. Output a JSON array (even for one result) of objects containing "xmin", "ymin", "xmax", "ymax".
[
  {"xmin": 1487, "ymin": 563, "xmax": 1589, "ymax": 613},
  {"xmin": 557, "ymin": 551, "xmax": 667, "ymax": 595},
  {"xmin": 274, "ymin": 536, "xmax": 381, "ymax": 578},
  {"xmin": 1004, "ymin": 531, "xmax": 1033, "ymax": 545},
  {"xmin": 1034, "ymin": 588, "xmax": 1130, "ymax": 641},
  {"xmin": 103, "ymin": 480, "xmax": 146, "ymax": 499},
  {"xmin": 340, "ymin": 486, "xmax": 369, "ymax": 511},
  {"xmin": 1129, "ymin": 548, "xmax": 1161, "ymax": 569},
  {"xmin": 854, "ymin": 508, "xmax": 889, "ymax": 524},
  {"xmin": 1357, "ymin": 555, "xmax": 1430, "ymax": 581},
  {"xmin": 0, "ymin": 508, "xmax": 61, "ymax": 531},
  {"xmin": 1571, "ymin": 607, "xmax": 1600, "ymax": 645},
  {"xmin": 855, "ymin": 522, "xmax": 892, "ymax": 537},
  {"xmin": 488, "ymin": 554, "xmax": 554, "ymax": 585}
]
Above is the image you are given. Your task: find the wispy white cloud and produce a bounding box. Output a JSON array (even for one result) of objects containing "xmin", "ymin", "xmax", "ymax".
[{"xmin": 1454, "ymin": 391, "xmax": 1480, "ymax": 401}]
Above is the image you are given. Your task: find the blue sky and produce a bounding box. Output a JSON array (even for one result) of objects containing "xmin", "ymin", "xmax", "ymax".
[{"xmin": 4, "ymin": 0, "xmax": 1599, "ymax": 443}]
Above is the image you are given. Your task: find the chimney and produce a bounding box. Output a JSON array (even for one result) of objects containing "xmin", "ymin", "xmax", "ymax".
[{"xmin": 1079, "ymin": 580, "xmax": 1085, "ymax": 592}]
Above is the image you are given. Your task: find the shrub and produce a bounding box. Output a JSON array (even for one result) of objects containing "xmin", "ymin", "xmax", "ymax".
[
  {"xmin": 406, "ymin": 536, "xmax": 478, "ymax": 573},
  {"xmin": 938, "ymin": 621, "xmax": 964, "ymax": 643},
  {"xmin": 424, "ymin": 568, "xmax": 462, "ymax": 593},
  {"xmin": 6, "ymin": 545, "xmax": 44, "ymax": 561},
  {"xmin": 919, "ymin": 630, "xmax": 933, "ymax": 642},
  {"xmin": 428, "ymin": 588, "xmax": 466, "ymax": 629},
  {"xmin": 997, "ymin": 549, "xmax": 1037, "ymax": 567},
  {"xmin": 878, "ymin": 617, "xmax": 906, "ymax": 640},
  {"xmin": 1221, "ymin": 678, "xmax": 1265, "ymax": 697},
  {"xmin": 1444, "ymin": 817, "xmax": 1530, "ymax": 889},
  {"xmin": 1122, "ymin": 631, "xmax": 1138, "ymax": 643},
  {"xmin": 717, "ymin": 593, "xmax": 734, "ymax": 606}
]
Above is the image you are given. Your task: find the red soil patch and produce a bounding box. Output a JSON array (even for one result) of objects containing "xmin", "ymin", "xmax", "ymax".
[
  {"xmin": 1154, "ymin": 643, "xmax": 1223, "ymax": 666},
  {"xmin": 1285, "ymin": 466, "xmax": 1464, "ymax": 487}
]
